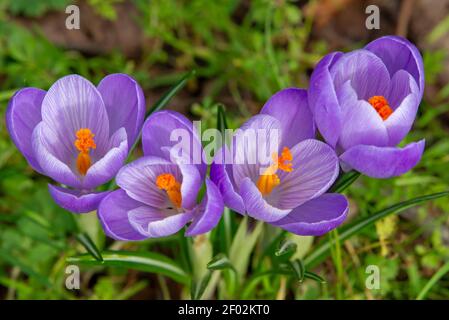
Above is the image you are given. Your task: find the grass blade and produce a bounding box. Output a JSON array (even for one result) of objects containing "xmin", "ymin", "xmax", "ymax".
[
  {"xmin": 304, "ymin": 191, "xmax": 449, "ymax": 268},
  {"xmin": 67, "ymin": 250, "xmax": 189, "ymax": 284},
  {"xmin": 416, "ymin": 260, "xmax": 449, "ymax": 300}
]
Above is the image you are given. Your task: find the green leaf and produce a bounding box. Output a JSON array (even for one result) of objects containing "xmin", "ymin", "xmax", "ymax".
[
  {"xmin": 75, "ymin": 232, "xmax": 103, "ymax": 262},
  {"xmin": 275, "ymin": 238, "xmax": 297, "ymax": 258},
  {"xmin": 216, "ymin": 103, "xmax": 229, "ymax": 134},
  {"xmin": 146, "ymin": 70, "xmax": 196, "ymax": 117},
  {"xmin": 191, "ymin": 271, "xmax": 212, "ymax": 300},
  {"xmin": 288, "ymin": 259, "xmax": 305, "ymax": 282},
  {"xmin": 207, "ymin": 253, "xmax": 234, "ymax": 271},
  {"xmin": 304, "ymin": 191, "xmax": 449, "ymax": 268},
  {"xmin": 67, "ymin": 250, "xmax": 189, "ymax": 284},
  {"xmin": 330, "ymin": 170, "xmax": 361, "ymax": 193},
  {"xmin": 304, "ymin": 271, "xmax": 326, "ymax": 284},
  {"xmin": 416, "ymin": 260, "xmax": 449, "ymax": 300}
]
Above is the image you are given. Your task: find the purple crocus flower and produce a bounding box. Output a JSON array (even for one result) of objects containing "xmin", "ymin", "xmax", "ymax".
[
  {"xmin": 211, "ymin": 89, "xmax": 349, "ymax": 236},
  {"xmin": 6, "ymin": 74, "xmax": 145, "ymax": 213},
  {"xmin": 97, "ymin": 111, "xmax": 224, "ymax": 240},
  {"xmin": 308, "ymin": 35, "xmax": 425, "ymax": 178}
]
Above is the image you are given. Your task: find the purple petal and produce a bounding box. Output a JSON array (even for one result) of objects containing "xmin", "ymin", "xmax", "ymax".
[
  {"xmin": 308, "ymin": 51, "xmax": 344, "ymax": 147},
  {"xmin": 240, "ymin": 177, "xmax": 291, "ymax": 223},
  {"xmin": 232, "ymin": 114, "xmax": 282, "ymax": 187},
  {"xmin": 269, "ymin": 139, "xmax": 339, "ymax": 209},
  {"xmin": 116, "ymin": 156, "xmax": 181, "ymax": 208},
  {"xmin": 97, "ymin": 73, "xmax": 145, "ymax": 147},
  {"xmin": 185, "ymin": 178, "xmax": 224, "ymax": 236},
  {"xmin": 97, "ymin": 189, "xmax": 147, "ymax": 241},
  {"xmin": 340, "ymin": 139, "xmax": 425, "ymax": 178},
  {"xmin": 210, "ymin": 145, "xmax": 245, "ymax": 214},
  {"xmin": 48, "ymin": 184, "xmax": 110, "ymax": 213},
  {"xmin": 40, "ymin": 74, "xmax": 110, "ymax": 158},
  {"xmin": 6, "ymin": 88, "xmax": 46, "ymax": 173},
  {"xmin": 330, "ymin": 49, "xmax": 390, "ymax": 100},
  {"xmin": 178, "ymin": 164, "xmax": 202, "ymax": 210},
  {"xmin": 338, "ymin": 99, "xmax": 389, "ymax": 150},
  {"xmin": 82, "ymin": 127, "xmax": 128, "ymax": 189},
  {"xmin": 365, "ymin": 35, "xmax": 424, "ymax": 99},
  {"xmin": 260, "ymin": 88, "xmax": 315, "ymax": 147},
  {"xmin": 32, "ymin": 122, "xmax": 82, "ymax": 188},
  {"xmin": 271, "ymin": 194, "xmax": 349, "ymax": 236},
  {"xmin": 142, "ymin": 110, "xmax": 206, "ymax": 178},
  {"xmin": 385, "ymin": 70, "xmax": 420, "ymax": 146},
  {"xmin": 128, "ymin": 207, "xmax": 193, "ymax": 238}
]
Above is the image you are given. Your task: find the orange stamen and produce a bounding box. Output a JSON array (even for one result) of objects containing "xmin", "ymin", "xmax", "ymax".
[
  {"xmin": 256, "ymin": 147, "xmax": 293, "ymax": 196},
  {"xmin": 156, "ymin": 173, "xmax": 182, "ymax": 208},
  {"xmin": 368, "ymin": 95, "xmax": 393, "ymax": 121},
  {"xmin": 74, "ymin": 128, "xmax": 96, "ymax": 176}
]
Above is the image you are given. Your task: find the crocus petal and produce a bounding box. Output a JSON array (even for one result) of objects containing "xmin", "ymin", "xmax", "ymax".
[
  {"xmin": 385, "ymin": 70, "xmax": 420, "ymax": 146},
  {"xmin": 32, "ymin": 122, "xmax": 82, "ymax": 188},
  {"xmin": 40, "ymin": 74, "xmax": 110, "ymax": 158},
  {"xmin": 240, "ymin": 177, "xmax": 291, "ymax": 223},
  {"xmin": 232, "ymin": 114, "xmax": 282, "ymax": 187},
  {"xmin": 210, "ymin": 145, "xmax": 245, "ymax": 214},
  {"xmin": 128, "ymin": 207, "xmax": 193, "ymax": 238},
  {"xmin": 338, "ymin": 99, "xmax": 389, "ymax": 150},
  {"xmin": 340, "ymin": 139, "xmax": 425, "ymax": 178},
  {"xmin": 271, "ymin": 194, "xmax": 349, "ymax": 236},
  {"xmin": 6, "ymin": 88, "xmax": 46, "ymax": 173},
  {"xmin": 97, "ymin": 189, "xmax": 147, "ymax": 241},
  {"xmin": 330, "ymin": 49, "xmax": 391, "ymax": 100},
  {"xmin": 260, "ymin": 88, "xmax": 315, "ymax": 148},
  {"xmin": 178, "ymin": 164, "xmax": 202, "ymax": 210},
  {"xmin": 365, "ymin": 35, "xmax": 424, "ymax": 99},
  {"xmin": 116, "ymin": 156, "xmax": 181, "ymax": 208},
  {"xmin": 48, "ymin": 184, "xmax": 110, "ymax": 214},
  {"xmin": 309, "ymin": 51, "xmax": 344, "ymax": 147},
  {"xmin": 142, "ymin": 110, "xmax": 206, "ymax": 178},
  {"xmin": 270, "ymin": 139, "xmax": 339, "ymax": 209},
  {"xmin": 82, "ymin": 127, "xmax": 128, "ymax": 189},
  {"xmin": 185, "ymin": 178, "xmax": 224, "ymax": 236},
  {"xmin": 97, "ymin": 73, "xmax": 145, "ymax": 147}
]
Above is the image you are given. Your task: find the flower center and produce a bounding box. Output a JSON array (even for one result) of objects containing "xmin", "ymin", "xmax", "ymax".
[
  {"xmin": 74, "ymin": 128, "xmax": 96, "ymax": 176},
  {"xmin": 156, "ymin": 173, "xmax": 182, "ymax": 208},
  {"xmin": 256, "ymin": 147, "xmax": 293, "ymax": 196},
  {"xmin": 368, "ymin": 95, "xmax": 393, "ymax": 121}
]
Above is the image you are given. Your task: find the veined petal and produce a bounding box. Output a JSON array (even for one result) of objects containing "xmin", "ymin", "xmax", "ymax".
[
  {"xmin": 40, "ymin": 74, "xmax": 110, "ymax": 158},
  {"xmin": 6, "ymin": 88, "xmax": 46, "ymax": 173},
  {"xmin": 142, "ymin": 110, "xmax": 206, "ymax": 178},
  {"xmin": 97, "ymin": 73, "xmax": 145, "ymax": 148},
  {"xmin": 97, "ymin": 189, "xmax": 147, "ymax": 241},
  {"xmin": 32, "ymin": 122, "xmax": 82, "ymax": 188},
  {"xmin": 271, "ymin": 194, "xmax": 349, "ymax": 236},
  {"xmin": 340, "ymin": 140, "xmax": 425, "ymax": 178},
  {"xmin": 82, "ymin": 127, "xmax": 128, "ymax": 189},
  {"xmin": 185, "ymin": 178, "xmax": 224, "ymax": 236},
  {"xmin": 365, "ymin": 35, "xmax": 424, "ymax": 99},
  {"xmin": 270, "ymin": 139, "xmax": 339, "ymax": 209},
  {"xmin": 308, "ymin": 51, "xmax": 344, "ymax": 147},
  {"xmin": 240, "ymin": 177, "xmax": 291, "ymax": 223},
  {"xmin": 330, "ymin": 49, "xmax": 391, "ymax": 100},
  {"xmin": 210, "ymin": 145, "xmax": 245, "ymax": 214},
  {"xmin": 48, "ymin": 184, "xmax": 110, "ymax": 213},
  {"xmin": 260, "ymin": 88, "xmax": 315, "ymax": 148},
  {"xmin": 128, "ymin": 207, "xmax": 193, "ymax": 238}
]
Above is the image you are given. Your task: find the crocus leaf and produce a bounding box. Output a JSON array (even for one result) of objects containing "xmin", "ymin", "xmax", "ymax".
[
  {"xmin": 146, "ymin": 70, "xmax": 196, "ymax": 117},
  {"xmin": 275, "ymin": 238, "xmax": 297, "ymax": 258},
  {"xmin": 216, "ymin": 103, "xmax": 229, "ymax": 134},
  {"xmin": 304, "ymin": 271, "xmax": 326, "ymax": 284},
  {"xmin": 288, "ymin": 259, "xmax": 305, "ymax": 282},
  {"xmin": 304, "ymin": 191, "xmax": 449, "ymax": 268},
  {"xmin": 330, "ymin": 170, "xmax": 361, "ymax": 193},
  {"xmin": 75, "ymin": 232, "xmax": 103, "ymax": 262},
  {"xmin": 67, "ymin": 250, "xmax": 189, "ymax": 284},
  {"xmin": 207, "ymin": 253, "xmax": 234, "ymax": 271},
  {"xmin": 191, "ymin": 271, "xmax": 212, "ymax": 300},
  {"xmin": 416, "ymin": 260, "xmax": 449, "ymax": 300}
]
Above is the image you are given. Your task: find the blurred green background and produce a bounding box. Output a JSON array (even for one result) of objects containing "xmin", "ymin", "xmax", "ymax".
[{"xmin": 1, "ymin": 0, "xmax": 449, "ymax": 300}]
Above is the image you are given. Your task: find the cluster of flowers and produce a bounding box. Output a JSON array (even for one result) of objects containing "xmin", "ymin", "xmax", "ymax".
[{"xmin": 6, "ymin": 36, "xmax": 424, "ymax": 240}]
